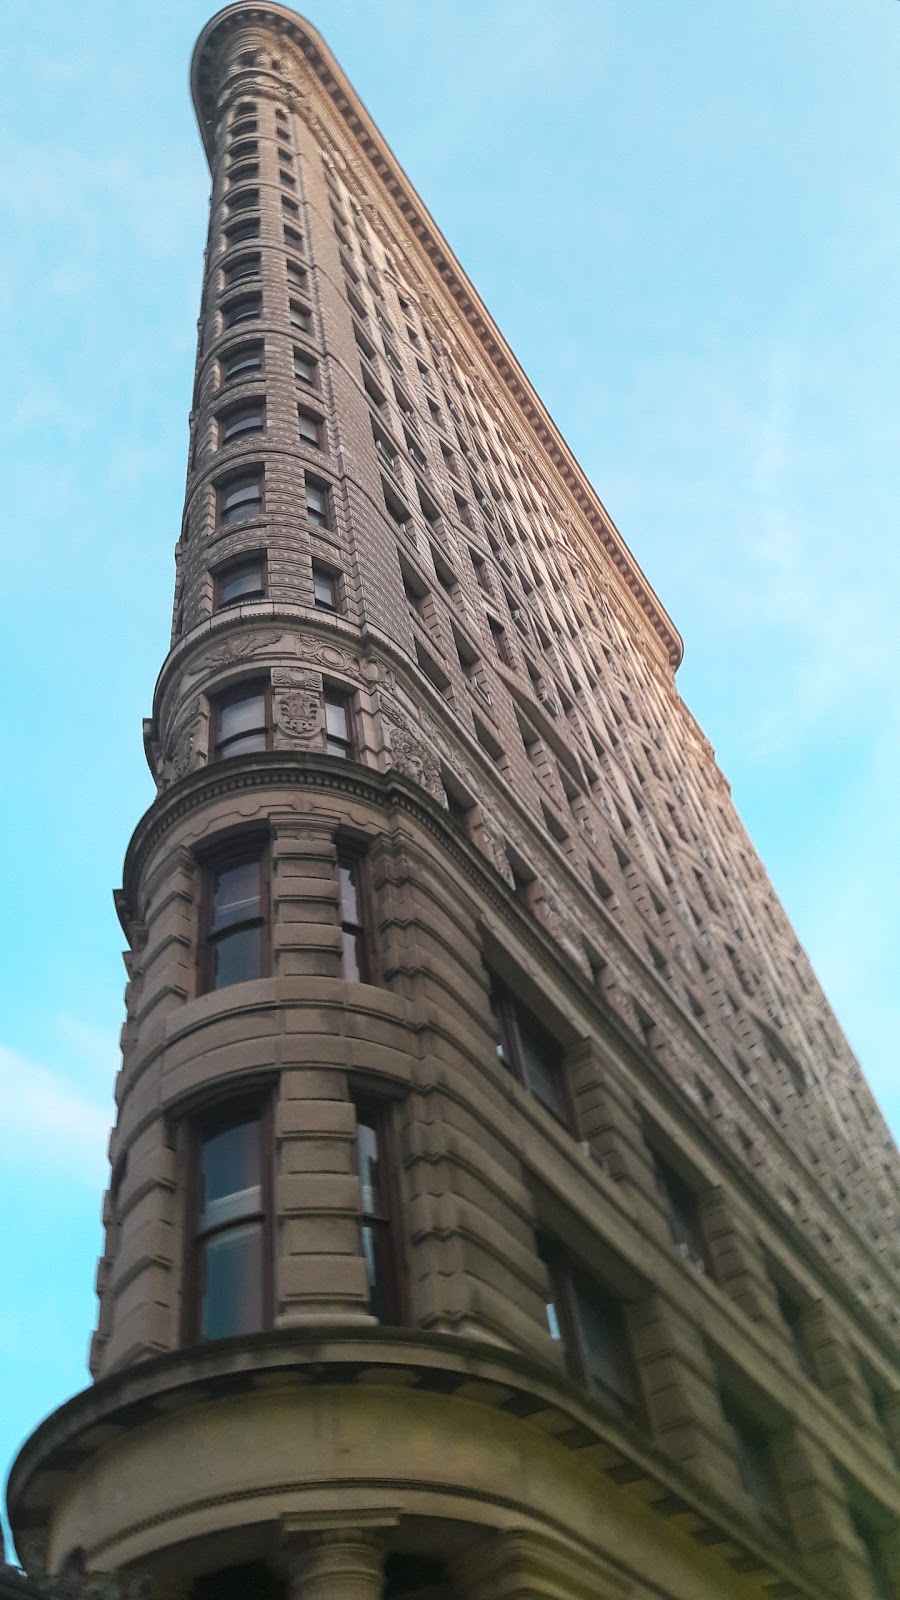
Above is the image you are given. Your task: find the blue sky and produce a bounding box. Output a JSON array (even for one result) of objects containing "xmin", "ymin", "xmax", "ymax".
[{"xmin": 1, "ymin": 0, "xmax": 897, "ymax": 1552}]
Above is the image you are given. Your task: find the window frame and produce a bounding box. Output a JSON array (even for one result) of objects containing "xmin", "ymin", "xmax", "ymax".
[
  {"xmin": 213, "ymin": 553, "xmax": 267, "ymax": 611},
  {"xmin": 182, "ymin": 1093, "xmax": 274, "ymax": 1345},
  {"xmin": 353, "ymin": 1099, "xmax": 403, "ymax": 1324},
  {"xmin": 312, "ymin": 561, "xmax": 339, "ymax": 612},
  {"xmin": 198, "ymin": 836, "xmax": 270, "ymax": 996},
  {"xmin": 323, "ymin": 686, "xmax": 354, "ymax": 759},
  {"xmin": 222, "ymin": 291, "xmax": 262, "ymax": 330},
  {"xmin": 337, "ymin": 847, "xmax": 372, "ymax": 984},
  {"xmin": 488, "ymin": 977, "xmax": 572, "ymax": 1129},
  {"xmin": 217, "ymin": 397, "xmax": 266, "ymax": 447},
  {"xmin": 217, "ymin": 468, "xmax": 264, "ymax": 525},
  {"xmin": 210, "ymin": 676, "xmax": 272, "ymax": 761},
  {"xmin": 542, "ymin": 1241, "xmax": 643, "ymax": 1423},
  {"xmin": 293, "ymin": 348, "xmax": 318, "ymax": 389},
  {"xmin": 652, "ymin": 1150, "xmax": 709, "ymax": 1274},
  {"xmin": 298, "ymin": 406, "xmax": 323, "ymax": 448},
  {"xmin": 304, "ymin": 476, "xmax": 331, "ymax": 530},
  {"xmin": 220, "ymin": 341, "xmax": 264, "ymax": 385},
  {"xmin": 720, "ymin": 1390, "xmax": 789, "ymax": 1536}
]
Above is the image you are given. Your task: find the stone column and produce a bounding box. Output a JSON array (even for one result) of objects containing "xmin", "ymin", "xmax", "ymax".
[
  {"xmin": 285, "ymin": 1529, "xmax": 383, "ymax": 1600},
  {"xmin": 452, "ymin": 1528, "xmax": 627, "ymax": 1600}
]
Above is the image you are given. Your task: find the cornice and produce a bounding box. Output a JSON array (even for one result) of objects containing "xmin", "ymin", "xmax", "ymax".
[
  {"xmin": 190, "ymin": 3, "xmax": 684, "ymax": 671},
  {"xmin": 8, "ymin": 1328, "xmax": 820, "ymax": 1599}
]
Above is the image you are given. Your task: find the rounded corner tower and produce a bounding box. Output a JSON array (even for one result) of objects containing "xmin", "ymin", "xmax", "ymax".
[{"xmin": 6, "ymin": 7, "xmax": 898, "ymax": 1599}]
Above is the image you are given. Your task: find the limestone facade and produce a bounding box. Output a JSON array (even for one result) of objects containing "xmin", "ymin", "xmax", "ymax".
[{"xmin": 7, "ymin": 7, "xmax": 898, "ymax": 1600}]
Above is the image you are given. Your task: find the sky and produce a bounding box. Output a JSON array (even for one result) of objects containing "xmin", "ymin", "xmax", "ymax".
[{"xmin": 1, "ymin": 0, "xmax": 898, "ymax": 1555}]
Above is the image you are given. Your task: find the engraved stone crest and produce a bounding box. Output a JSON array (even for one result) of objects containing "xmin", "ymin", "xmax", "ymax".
[{"xmin": 273, "ymin": 670, "xmax": 322, "ymax": 746}]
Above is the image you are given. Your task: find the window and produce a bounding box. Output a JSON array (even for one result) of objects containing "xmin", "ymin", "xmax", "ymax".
[
  {"xmin": 720, "ymin": 1392, "xmax": 787, "ymax": 1535},
  {"xmin": 293, "ymin": 349, "xmax": 318, "ymax": 387},
  {"xmin": 542, "ymin": 1244, "xmax": 641, "ymax": 1421},
  {"xmin": 489, "ymin": 978, "xmax": 569, "ymax": 1126},
  {"xmin": 305, "ymin": 478, "xmax": 330, "ymax": 528},
  {"xmin": 312, "ymin": 562, "xmax": 338, "ymax": 610},
  {"xmin": 225, "ymin": 188, "xmax": 259, "ymax": 214},
  {"xmin": 214, "ymin": 555, "xmax": 266, "ymax": 609},
  {"xmin": 217, "ymin": 470, "xmax": 263, "ymax": 523},
  {"xmin": 228, "ymin": 139, "xmax": 258, "ymax": 164},
  {"xmin": 324, "ymin": 688, "xmax": 352, "ymax": 757},
  {"xmin": 652, "ymin": 1152, "xmax": 708, "ymax": 1273},
  {"xmin": 289, "ymin": 298, "xmax": 311, "ymax": 333},
  {"xmin": 284, "ymin": 231, "xmax": 304, "ymax": 257},
  {"xmin": 772, "ymin": 1277, "xmax": 815, "ymax": 1380},
  {"xmin": 224, "ymin": 216, "xmax": 260, "ymax": 246},
  {"xmin": 221, "ymin": 341, "xmax": 263, "ymax": 384},
  {"xmin": 228, "ymin": 161, "xmax": 259, "ymax": 185},
  {"xmin": 200, "ymin": 842, "xmax": 268, "ymax": 991},
  {"xmin": 338, "ymin": 851, "xmax": 369, "ymax": 982},
  {"xmin": 355, "ymin": 1104, "xmax": 400, "ymax": 1322},
  {"xmin": 282, "ymin": 195, "xmax": 300, "ymax": 218},
  {"xmin": 298, "ymin": 407, "xmax": 322, "ymax": 447},
  {"xmin": 186, "ymin": 1103, "xmax": 270, "ymax": 1342},
  {"xmin": 488, "ymin": 615, "xmax": 513, "ymax": 667},
  {"xmin": 218, "ymin": 398, "xmax": 265, "ymax": 445},
  {"xmin": 212, "ymin": 680, "xmax": 270, "ymax": 760},
  {"xmin": 223, "ymin": 292, "xmax": 261, "ymax": 329},
  {"xmin": 223, "ymin": 254, "xmax": 260, "ymax": 288}
]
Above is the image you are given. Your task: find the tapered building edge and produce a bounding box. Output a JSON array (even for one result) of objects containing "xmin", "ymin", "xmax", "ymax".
[{"xmin": 6, "ymin": 7, "xmax": 898, "ymax": 1600}]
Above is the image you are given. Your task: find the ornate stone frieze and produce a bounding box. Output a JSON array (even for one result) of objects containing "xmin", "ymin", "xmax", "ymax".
[{"xmin": 273, "ymin": 669, "xmax": 322, "ymax": 747}]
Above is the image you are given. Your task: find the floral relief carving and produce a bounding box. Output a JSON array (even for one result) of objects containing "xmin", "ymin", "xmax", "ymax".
[
  {"xmin": 198, "ymin": 630, "xmax": 276, "ymax": 673},
  {"xmin": 273, "ymin": 669, "xmax": 322, "ymax": 747},
  {"xmin": 163, "ymin": 697, "xmax": 201, "ymax": 786},
  {"xmin": 386, "ymin": 719, "xmax": 443, "ymax": 801}
]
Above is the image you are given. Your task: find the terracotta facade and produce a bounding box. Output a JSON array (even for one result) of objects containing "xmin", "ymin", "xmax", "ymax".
[{"xmin": 7, "ymin": 7, "xmax": 898, "ymax": 1599}]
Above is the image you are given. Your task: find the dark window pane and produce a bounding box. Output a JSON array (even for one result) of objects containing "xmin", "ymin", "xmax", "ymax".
[
  {"xmin": 572, "ymin": 1277, "xmax": 637, "ymax": 1417},
  {"xmin": 221, "ymin": 405, "xmax": 264, "ymax": 442},
  {"xmin": 220, "ymin": 730, "xmax": 267, "ymax": 757},
  {"xmin": 313, "ymin": 567, "xmax": 335, "ymax": 606},
  {"xmin": 218, "ymin": 691, "xmax": 266, "ymax": 744},
  {"xmin": 223, "ymin": 348, "xmax": 263, "ymax": 381},
  {"xmin": 211, "ymin": 859, "xmax": 261, "ymax": 932},
  {"xmin": 212, "ymin": 925, "xmax": 263, "ymax": 989},
  {"xmin": 201, "ymin": 1118, "xmax": 261, "ymax": 1224},
  {"xmin": 201, "ymin": 1222, "xmax": 263, "ymax": 1338},
  {"xmin": 221, "ymin": 476, "xmax": 262, "ymax": 521},
  {"xmin": 517, "ymin": 1013, "xmax": 567, "ymax": 1121},
  {"xmin": 218, "ymin": 561, "xmax": 264, "ymax": 605},
  {"xmin": 361, "ymin": 1220, "xmax": 395, "ymax": 1322}
]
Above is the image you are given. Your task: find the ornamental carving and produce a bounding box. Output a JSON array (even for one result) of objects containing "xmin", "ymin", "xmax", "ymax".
[
  {"xmin": 164, "ymin": 697, "xmax": 200, "ymax": 785},
  {"xmin": 386, "ymin": 720, "xmax": 443, "ymax": 802},
  {"xmin": 273, "ymin": 672, "xmax": 322, "ymax": 746},
  {"xmin": 198, "ymin": 629, "xmax": 276, "ymax": 673},
  {"xmin": 297, "ymin": 636, "xmax": 358, "ymax": 672}
]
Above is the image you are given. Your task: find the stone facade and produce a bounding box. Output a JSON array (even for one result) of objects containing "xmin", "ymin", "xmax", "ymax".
[{"xmin": 7, "ymin": 6, "xmax": 898, "ymax": 1599}]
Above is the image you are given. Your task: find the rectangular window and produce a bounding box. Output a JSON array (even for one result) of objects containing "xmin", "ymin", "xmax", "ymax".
[
  {"xmin": 338, "ymin": 851, "xmax": 369, "ymax": 982},
  {"xmin": 720, "ymin": 1392, "xmax": 787, "ymax": 1535},
  {"xmin": 200, "ymin": 842, "xmax": 268, "ymax": 992},
  {"xmin": 284, "ymin": 225, "xmax": 304, "ymax": 252},
  {"xmin": 312, "ymin": 562, "xmax": 338, "ymax": 611},
  {"xmin": 653, "ymin": 1152, "xmax": 708, "ymax": 1272},
  {"xmin": 543, "ymin": 1245, "xmax": 641, "ymax": 1421},
  {"xmin": 298, "ymin": 407, "xmax": 322, "ymax": 447},
  {"xmin": 290, "ymin": 299, "xmax": 311, "ymax": 333},
  {"xmin": 224, "ymin": 217, "xmax": 260, "ymax": 247},
  {"xmin": 218, "ymin": 399, "xmax": 265, "ymax": 445},
  {"xmin": 294, "ymin": 349, "xmax": 318, "ymax": 387},
  {"xmin": 223, "ymin": 253, "xmax": 260, "ymax": 288},
  {"xmin": 221, "ymin": 342, "xmax": 263, "ymax": 384},
  {"xmin": 488, "ymin": 978, "xmax": 570, "ymax": 1126},
  {"xmin": 186, "ymin": 1102, "xmax": 271, "ymax": 1342},
  {"xmin": 354, "ymin": 1104, "xmax": 400, "ymax": 1322},
  {"xmin": 305, "ymin": 478, "xmax": 330, "ymax": 528},
  {"xmin": 225, "ymin": 188, "xmax": 259, "ymax": 214},
  {"xmin": 223, "ymin": 292, "xmax": 261, "ymax": 329},
  {"xmin": 324, "ymin": 689, "xmax": 352, "ymax": 758},
  {"xmin": 217, "ymin": 469, "xmax": 263, "ymax": 524},
  {"xmin": 214, "ymin": 555, "xmax": 266, "ymax": 610},
  {"xmin": 212, "ymin": 680, "xmax": 270, "ymax": 760},
  {"xmin": 286, "ymin": 257, "xmax": 307, "ymax": 287}
]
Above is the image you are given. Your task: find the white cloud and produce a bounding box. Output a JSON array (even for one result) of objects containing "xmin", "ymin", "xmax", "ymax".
[{"xmin": 0, "ymin": 1043, "xmax": 110, "ymax": 1185}]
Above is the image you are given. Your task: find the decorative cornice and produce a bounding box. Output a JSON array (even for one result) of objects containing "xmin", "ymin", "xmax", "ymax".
[{"xmin": 189, "ymin": 3, "xmax": 684, "ymax": 670}]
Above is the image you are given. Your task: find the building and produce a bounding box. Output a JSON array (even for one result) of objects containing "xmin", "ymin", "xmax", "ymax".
[{"xmin": 6, "ymin": 4, "xmax": 899, "ymax": 1596}]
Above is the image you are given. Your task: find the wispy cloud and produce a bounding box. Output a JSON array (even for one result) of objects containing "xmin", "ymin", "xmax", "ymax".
[{"xmin": 0, "ymin": 1043, "xmax": 110, "ymax": 1185}]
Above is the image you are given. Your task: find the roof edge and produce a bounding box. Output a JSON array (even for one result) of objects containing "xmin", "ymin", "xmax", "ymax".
[{"xmin": 190, "ymin": 3, "xmax": 684, "ymax": 669}]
